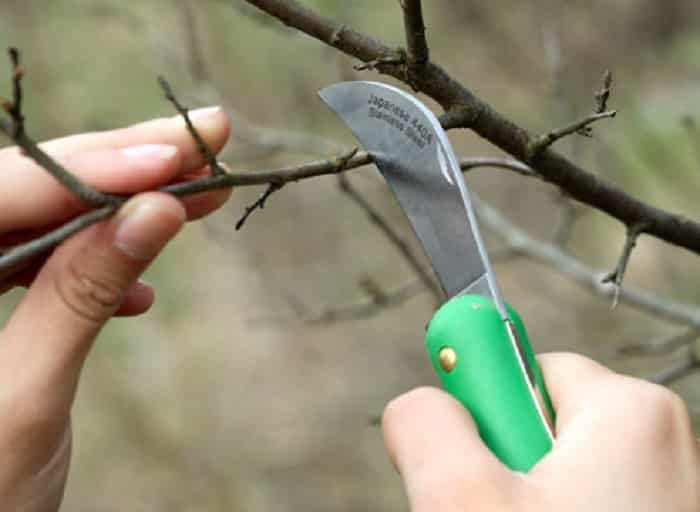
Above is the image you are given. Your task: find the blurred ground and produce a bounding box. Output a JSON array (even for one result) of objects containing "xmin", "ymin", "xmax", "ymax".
[{"xmin": 1, "ymin": 1, "xmax": 700, "ymax": 510}]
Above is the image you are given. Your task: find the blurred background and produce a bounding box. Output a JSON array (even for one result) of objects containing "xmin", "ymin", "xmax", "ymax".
[{"xmin": 2, "ymin": 0, "xmax": 700, "ymax": 509}]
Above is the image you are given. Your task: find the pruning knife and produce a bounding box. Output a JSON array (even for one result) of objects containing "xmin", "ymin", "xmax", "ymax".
[{"xmin": 319, "ymin": 81, "xmax": 555, "ymax": 471}]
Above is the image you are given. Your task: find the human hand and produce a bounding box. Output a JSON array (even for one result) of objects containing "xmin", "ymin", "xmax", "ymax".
[
  {"xmin": 383, "ymin": 353, "xmax": 700, "ymax": 511},
  {"xmin": 0, "ymin": 107, "xmax": 230, "ymax": 511}
]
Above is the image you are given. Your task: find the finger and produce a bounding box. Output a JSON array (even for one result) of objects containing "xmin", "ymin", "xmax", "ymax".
[
  {"xmin": 0, "ymin": 144, "xmax": 182, "ymax": 233},
  {"xmin": 0, "ymin": 174, "xmax": 228, "ymax": 292},
  {"xmin": 382, "ymin": 387, "xmax": 515, "ymax": 511},
  {"xmin": 0, "ymin": 107, "xmax": 230, "ymax": 233},
  {"xmin": 536, "ymin": 352, "xmax": 615, "ymax": 433},
  {"xmin": 37, "ymin": 106, "xmax": 228, "ymax": 169},
  {"xmin": 114, "ymin": 281, "xmax": 154, "ymax": 317},
  {"xmin": 1, "ymin": 193, "xmax": 185, "ymax": 418}
]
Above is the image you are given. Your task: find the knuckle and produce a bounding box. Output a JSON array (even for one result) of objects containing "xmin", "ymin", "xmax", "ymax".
[{"xmin": 54, "ymin": 257, "xmax": 124, "ymax": 323}]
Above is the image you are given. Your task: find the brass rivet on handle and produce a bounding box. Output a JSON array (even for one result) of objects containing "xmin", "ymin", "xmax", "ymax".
[{"xmin": 438, "ymin": 347, "xmax": 457, "ymax": 372}]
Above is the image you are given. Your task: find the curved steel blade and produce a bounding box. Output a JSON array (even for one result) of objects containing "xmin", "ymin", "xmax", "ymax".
[{"xmin": 319, "ymin": 81, "xmax": 506, "ymax": 318}]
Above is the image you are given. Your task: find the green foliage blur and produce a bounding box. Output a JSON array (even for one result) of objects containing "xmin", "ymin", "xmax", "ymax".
[{"xmin": 1, "ymin": 1, "xmax": 700, "ymax": 510}]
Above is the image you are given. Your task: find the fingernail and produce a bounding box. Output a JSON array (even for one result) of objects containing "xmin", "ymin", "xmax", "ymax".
[
  {"xmin": 121, "ymin": 144, "xmax": 178, "ymax": 160},
  {"xmin": 183, "ymin": 106, "xmax": 222, "ymax": 121},
  {"xmin": 114, "ymin": 197, "xmax": 183, "ymax": 260}
]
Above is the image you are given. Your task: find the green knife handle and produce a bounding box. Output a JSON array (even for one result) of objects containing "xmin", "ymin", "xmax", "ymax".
[{"xmin": 425, "ymin": 294, "xmax": 555, "ymax": 471}]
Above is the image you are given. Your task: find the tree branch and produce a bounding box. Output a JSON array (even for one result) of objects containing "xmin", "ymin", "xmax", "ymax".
[
  {"xmin": 241, "ymin": 0, "xmax": 700, "ymax": 258},
  {"xmin": 400, "ymin": 0, "xmax": 429, "ymax": 81},
  {"xmin": 602, "ymin": 222, "xmax": 649, "ymax": 307},
  {"xmin": 0, "ymin": 146, "xmax": 531, "ymax": 277},
  {"xmin": 253, "ymin": 157, "xmax": 700, "ymax": 334},
  {"xmin": 6, "ymin": 47, "xmax": 24, "ymax": 133},
  {"xmin": 235, "ymin": 182, "xmax": 283, "ymax": 230},
  {"xmin": 1, "ymin": 49, "xmax": 119, "ymax": 207},
  {"xmin": 158, "ymin": 77, "xmax": 229, "ymax": 176},
  {"xmin": 594, "ymin": 70, "xmax": 613, "ymax": 114},
  {"xmin": 232, "ymin": 136, "xmax": 356, "ymax": 230},
  {"xmin": 526, "ymin": 110, "xmax": 616, "ymax": 160},
  {"xmin": 472, "ymin": 194, "xmax": 700, "ymax": 329},
  {"xmin": 0, "ymin": 206, "xmax": 116, "ymax": 273}
]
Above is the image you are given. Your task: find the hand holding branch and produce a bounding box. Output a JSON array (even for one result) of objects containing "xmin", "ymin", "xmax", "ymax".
[{"xmin": 0, "ymin": 97, "xmax": 231, "ymax": 510}]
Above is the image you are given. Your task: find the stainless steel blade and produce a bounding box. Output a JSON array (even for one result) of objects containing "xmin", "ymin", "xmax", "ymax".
[{"xmin": 319, "ymin": 81, "xmax": 507, "ymax": 318}]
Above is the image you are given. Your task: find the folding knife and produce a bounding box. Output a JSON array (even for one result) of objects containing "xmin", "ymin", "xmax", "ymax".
[{"xmin": 319, "ymin": 81, "xmax": 555, "ymax": 471}]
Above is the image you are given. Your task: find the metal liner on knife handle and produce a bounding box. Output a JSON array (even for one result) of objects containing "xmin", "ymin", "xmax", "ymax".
[{"xmin": 320, "ymin": 81, "xmax": 555, "ymax": 471}]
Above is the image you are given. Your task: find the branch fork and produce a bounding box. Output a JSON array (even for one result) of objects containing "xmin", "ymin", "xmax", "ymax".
[
  {"xmin": 603, "ymin": 222, "xmax": 650, "ymax": 307},
  {"xmin": 526, "ymin": 110, "xmax": 617, "ymax": 161}
]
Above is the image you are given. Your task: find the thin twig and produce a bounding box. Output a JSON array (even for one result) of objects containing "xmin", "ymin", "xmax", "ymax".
[
  {"xmin": 472, "ymin": 194, "xmax": 700, "ymax": 329},
  {"xmin": 6, "ymin": 47, "xmax": 24, "ymax": 135},
  {"xmin": 235, "ymin": 182, "xmax": 283, "ymax": 230},
  {"xmin": 602, "ymin": 222, "xmax": 649, "ymax": 308},
  {"xmin": 338, "ymin": 173, "xmax": 442, "ymax": 306},
  {"xmin": 400, "ymin": 0, "xmax": 429, "ymax": 80},
  {"xmin": 353, "ymin": 52, "xmax": 405, "ymax": 72},
  {"xmin": 1, "ymin": 49, "xmax": 118, "ymax": 206},
  {"xmin": 527, "ymin": 110, "xmax": 617, "ymax": 160},
  {"xmin": 0, "ymin": 206, "xmax": 117, "ymax": 272},
  {"xmin": 157, "ymin": 76, "xmax": 228, "ymax": 176},
  {"xmin": 594, "ymin": 70, "xmax": 613, "ymax": 114},
  {"xmin": 1, "ymin": 127, "xmax": 123, "ymax": 206}
]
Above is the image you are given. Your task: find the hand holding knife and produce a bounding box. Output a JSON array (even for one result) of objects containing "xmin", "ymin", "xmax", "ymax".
[{"xmin": 320, "ymin": 81, "xmax": 555, "ymax": 471}]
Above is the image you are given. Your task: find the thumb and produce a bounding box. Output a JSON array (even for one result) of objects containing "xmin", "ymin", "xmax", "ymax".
[
  {"xmin": 1, "ymin": 193, "xmax": 185, "ymax": 417},
  {"xmin": 382, "ymin": 387, "xmax": 518, "ymax": 511}
]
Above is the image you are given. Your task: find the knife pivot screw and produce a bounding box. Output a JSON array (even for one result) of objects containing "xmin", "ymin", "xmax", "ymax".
[{"xmin": 438, "ymin": 347, "xmax": 457, "ymax": 373}]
